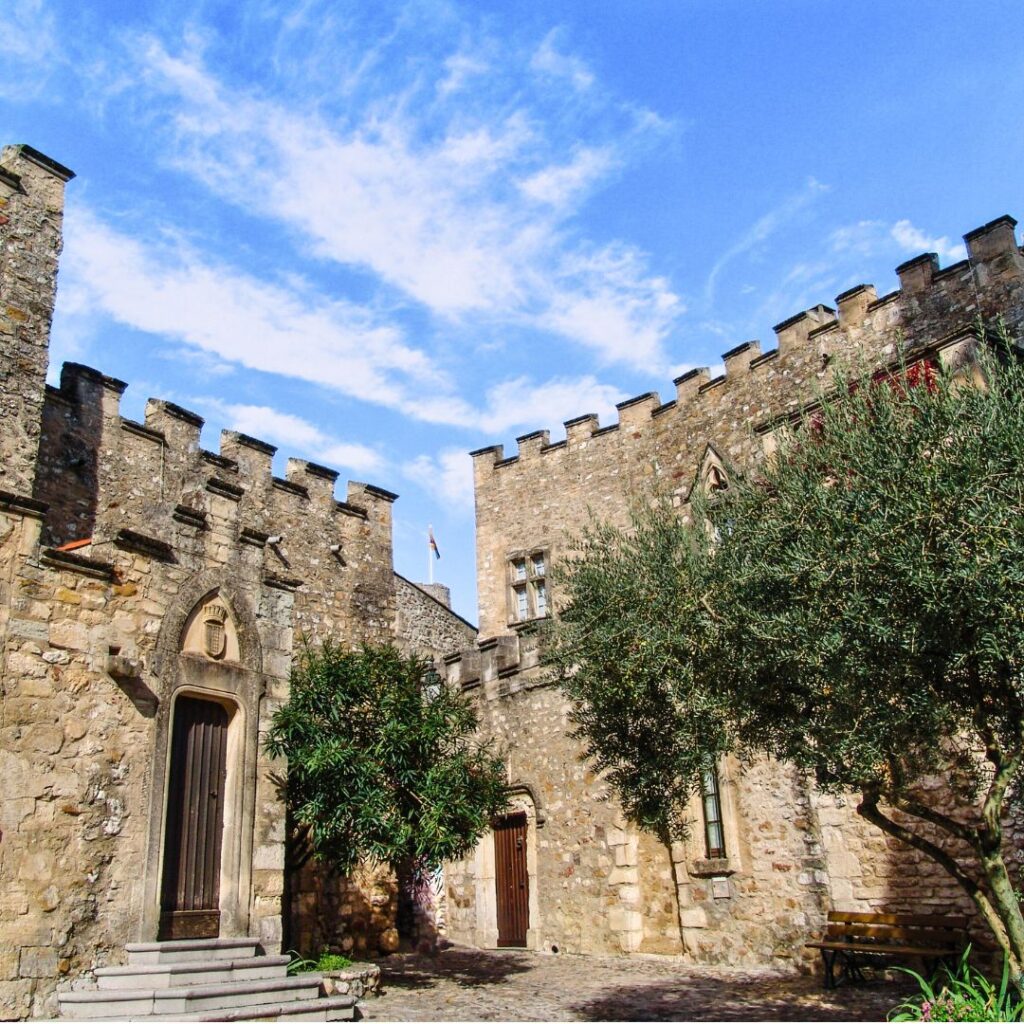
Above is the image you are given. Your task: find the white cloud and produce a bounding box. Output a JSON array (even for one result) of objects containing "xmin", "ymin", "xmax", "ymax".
[
  {"xmin": 518, "ymin": 146, "xmax": 615, "ymax": 208},
  {"xmin": 404, "ymin": 448, "xmax": 475, "ymax": 511},
  {"xmin": 0, "ymin": 0, "xmax": 59, "ymax": 99},
  {"xmin": 831, "ymin": 218, "xmax": 968, "ymax": 264},
  {"xmin": 438, "ymin": 53, "xmax": 489, "ymax": 97},
  {"xmin": 62, "ymin": 205, "xmax": 443, "ymax": 410},
  {"xmin": 890, "ymin": 219, "xmax": 967, "ymax": 263},
  {"xmin": 62, "ymin": 204, "xmax": 632, "ymax": 437},
  {"xmin": 200, "ymin": 398, "xmax": 384, "ymax": 474},
  {"xmin": 477, "ymin": 374, "xmax": 626, "ymax": 435},
  {"xmin": 124, "ymin": 33, "xmax": 681, "ymax": 371},
  {"xmin": 529, "ymin": 30, "xmax": 595, "ymax": 91}
]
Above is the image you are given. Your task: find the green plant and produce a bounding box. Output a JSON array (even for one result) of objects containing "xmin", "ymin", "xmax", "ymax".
[
  {"xmin": 285, "ymin": 950, "xmax": 317, "ymax": 976},
  {"xmin": 285, "ymin": 949, "xmax": 354, "ymax": 974},
  {"xmin": 316, "ymin": 952, "xmax": 353, "ymax": 972},
  {"xmin": 265, "ymin": 641, "xmax": 509, "ymax": 873},
  {"xmin": 889, "ymin": 949, "xmax": 1024, "ymax": 1021}
]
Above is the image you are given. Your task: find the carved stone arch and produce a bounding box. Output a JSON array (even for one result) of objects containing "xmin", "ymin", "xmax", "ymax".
[
  {"xmin": 151, "ymin": 568, "xmax": 263, "ymax": 682},
  {"xmin": 683, "ymin": 443, "xmax": 739, "ymax": 503},
  {"xmin": 140, "ymin": 568, "xmax": 267, "ymax": 944},
  {"xmin": 507, "ymin": 781, "xmax": 546, "ymax": 828}
]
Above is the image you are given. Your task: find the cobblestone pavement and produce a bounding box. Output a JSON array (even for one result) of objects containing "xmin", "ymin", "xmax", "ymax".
[{"xmin": 359, "ymin": 947, "xmax": 915, "ymax": 1021}]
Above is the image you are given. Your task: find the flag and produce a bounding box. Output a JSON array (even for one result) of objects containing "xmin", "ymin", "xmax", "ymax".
[{"xmin": 428, "ymin": 526, "xmax": 441, "ymax": 560}]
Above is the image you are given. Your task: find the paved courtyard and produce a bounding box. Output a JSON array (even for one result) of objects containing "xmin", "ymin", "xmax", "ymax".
[{"xmin": 360, "ymin": 946, "xmax": 915, "ymax": 1021}]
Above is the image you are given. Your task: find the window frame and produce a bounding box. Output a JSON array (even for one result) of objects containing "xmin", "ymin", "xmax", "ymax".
[
  {"xmin": 700, "ymin": 766, "xmax": 726, "ymax": 860},
  {"xmin": 507, "ymin": 547, "xmax": 550, "ymax": 625}
]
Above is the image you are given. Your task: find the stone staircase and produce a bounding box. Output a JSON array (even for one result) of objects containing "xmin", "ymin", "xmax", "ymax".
[{"xmin": 58, "ymin": 938, "xmax": 357, "ymax": 1021}]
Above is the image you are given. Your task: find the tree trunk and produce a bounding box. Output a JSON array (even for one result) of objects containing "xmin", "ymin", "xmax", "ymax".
[
  {"xmin": 979, "ymin": 852, "xmax": 1024, "ymax": 995},
  {"xmin": 858, "ymin": 791, "xmax": 1024, "ymax": 995}
]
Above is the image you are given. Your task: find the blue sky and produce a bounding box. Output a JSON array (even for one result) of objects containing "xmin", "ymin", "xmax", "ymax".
[{"xmin": 3, "ymin": 1, "xmax": 1022, "ymax": 622}]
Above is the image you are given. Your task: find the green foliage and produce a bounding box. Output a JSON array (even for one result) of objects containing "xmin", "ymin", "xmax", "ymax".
[
  {"xmin": 545, "ymin": 502, "xmax": 725, "ymax": 840},
  {"xmin": 702, "ymin": 343, "xmax": 1024, "ymax": 804},
  {"xmin": 286, "ymin": 949, "xmax": 354, "ymax": 974},
  {"xmin": 285, "ymin": 950, "xmax": 317, "ymax": 975},
  {"xmin": 549, "ymin": 330, "xmax": 1024, "ymax": 973},
  {"xmin": 889, "ymin": 949, "xmax": 1024, "ymax": 1021},
  {"xmin": 266, "ymin": 642, "xmax": 508, "ymax": 873}
]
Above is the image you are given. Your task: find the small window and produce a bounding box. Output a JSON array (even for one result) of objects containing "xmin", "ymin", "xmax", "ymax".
[
  {"xmin": 701, "ymin": 767, "xmax": 726, "ymax": 859},
  {"xmin": 508, "ymin": 548, "xmax": 549, "ymax": 622}
]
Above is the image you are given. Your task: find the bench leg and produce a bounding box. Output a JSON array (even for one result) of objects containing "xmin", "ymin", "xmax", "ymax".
[{"xmin": 821, "ymin": 949, "xmax": 837, "ymax": 990}]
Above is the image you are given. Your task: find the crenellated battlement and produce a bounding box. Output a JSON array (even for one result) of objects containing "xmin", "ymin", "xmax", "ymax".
[
  {"xmin": 472, "ymin": 214, "xmax": 1024, "ymax": 636},
  {"xmin": 441, "ymin": 627, "xmax": 546, "ymax": 699},
  {"xmin": 472, "ymin": 215, "xmax": 1024, "ymax": 478},
  {"xmin": 34, "ymin": 363, "xmax": 397, "ymax": 583}
]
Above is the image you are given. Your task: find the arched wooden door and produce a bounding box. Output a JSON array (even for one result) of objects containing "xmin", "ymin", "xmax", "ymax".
[
  {"xmin": 159, "ymin": 696, "xmax": 229, "ymax": 940},
  {"xmin": 494, "ymin": 812, "xmax": 529, "ymax": 947}
]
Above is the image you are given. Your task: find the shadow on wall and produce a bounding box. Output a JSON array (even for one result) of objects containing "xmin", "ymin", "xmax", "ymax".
[{"xmin": 286, "ymin": 852, "xmax": 399, "ymax": 960}]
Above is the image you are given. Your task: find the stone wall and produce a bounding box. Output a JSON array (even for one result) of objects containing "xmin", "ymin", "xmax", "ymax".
[
  {"xmin": 0, "ymin": 143, "xmax": 472, "ymax": 1018},
  {"xmin": 394, "ymin": 573, "xmax": 477, "ymax": 662},
  {"xmin": 455, "ymin": 216, "xmax": 1024, "ymax": 966},
  {"xmin": 441, "ymin": 633, "xmax": 835, "ymax": 964},
  {"xmin": 0, "ymin": 146, "xmax": 73, "ymax": 501}
]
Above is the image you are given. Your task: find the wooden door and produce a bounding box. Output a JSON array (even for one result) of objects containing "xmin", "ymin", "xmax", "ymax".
[
  {"xmin": 159, "ymin": 697, "xmax": 229, "ymax": 940},
  {"xmin": 494, "ymin": 812, "xmax": 529, "ymax": 947}
]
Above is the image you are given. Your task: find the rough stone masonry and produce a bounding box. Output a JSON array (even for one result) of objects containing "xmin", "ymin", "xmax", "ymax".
[{"xmin": 0, "ymin": 143, "xmax": 473, "ymax": 1019}]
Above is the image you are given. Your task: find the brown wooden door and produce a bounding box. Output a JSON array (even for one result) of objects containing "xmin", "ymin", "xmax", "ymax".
[
  {"xmin": 159, "ymin": 697, "xmax": 229, "ymax": 940},
  {"xmin": 494, "ymin": 812, "xmax": 529, "ymax": 947}
]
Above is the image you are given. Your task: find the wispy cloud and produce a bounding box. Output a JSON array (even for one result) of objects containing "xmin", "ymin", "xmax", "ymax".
[
  {"xmin": 890, "ymin": 219, "xmax": 967, "ymax": 263},
  {"xmin": 0, "ymin": 0, "xmax": 59, "ymax": 99},
  {"xmin": 61, "ymin": 206, "xmax": 436, "ymax": 407},
  {"xmin": 529, "ymin": 30, "xmax": 595, "ymax": 91},
  {"xmin": 117, "ymin": 28, "xmax": 680, "ymax": 371},
  {"xmin": 403, "ymin": 448, "xmax": 475, "ymax": 511},
  {"xmin": 62, "ymin": 204, "xmax": 630, "ymax": 436},
  {"xmin": 831, "ymin": 218, "xmax": 968, "ymax": 264},
  {"xmin": 704, "ymin": 178, "xmax": 830, "ymax": 306}
]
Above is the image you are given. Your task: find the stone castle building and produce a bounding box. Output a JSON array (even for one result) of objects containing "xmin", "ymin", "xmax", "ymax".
[
  {"xmin": 440, "ymin": 215, "xmax": 1024, "ymax": 962},
  {"xmin": 4, "ymin": 136, "xmax": 1024, "ymax": 1016},
  {"xmin": 0, "ymin": 144, "xmax": 473, "ymax": 1019}
]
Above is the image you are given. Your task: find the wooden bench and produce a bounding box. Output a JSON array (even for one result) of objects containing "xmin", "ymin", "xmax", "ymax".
[{"xmin": 806, "ymin": 910, "xmax": 968, "ymax": 989}]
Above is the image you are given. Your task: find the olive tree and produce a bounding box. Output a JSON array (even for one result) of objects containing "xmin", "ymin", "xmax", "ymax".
[{"xmin": 548, "ymin": 335, "xmax": 1024, "ymax": 984}]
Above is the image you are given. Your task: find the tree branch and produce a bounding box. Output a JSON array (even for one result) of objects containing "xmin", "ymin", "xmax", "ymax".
[
  {"xmin": 858, "ymin": 788, "xmax": 1013, "ymax": 954},
  {"xmin": 858, "ymin": 789, "xmax": 979, "ymax": 896},
  {"xmin": 886, "ymin": 792, "xmax": 977, "ymax": 845}
]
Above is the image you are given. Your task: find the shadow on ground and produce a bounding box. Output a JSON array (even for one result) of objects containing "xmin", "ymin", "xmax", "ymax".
[
  {"xmin": 370, "ymin": 947, "xmax": 916, "ymax": 1022},
  {"xmin": 569, "ymin": 974, "xmax": 915, "ymax": 1022},
  {"xmin": 380, "ymin": 947, "xmax": 535, "ymax": 992}
]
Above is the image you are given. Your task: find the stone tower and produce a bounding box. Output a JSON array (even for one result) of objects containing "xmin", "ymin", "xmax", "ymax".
[{"xmin": 0, "ymin": 145, "xmax": 75, "ymax": 501}]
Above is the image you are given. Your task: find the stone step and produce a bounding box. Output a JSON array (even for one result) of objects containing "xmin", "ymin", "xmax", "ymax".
[
  {"xmin": 95, "ymin": 954, "xmax": 291, "ymax": 989},
  {"xmin": 148, "ymin": 994, "xmax": 358, "ymax": 1021},
  {"xmin": 126, "ymin": 937, "xmax": 261, "ymax": 966},
  {"xmin": 61, "ymin": 975, "xmax": 323, "ymax": 1019}
]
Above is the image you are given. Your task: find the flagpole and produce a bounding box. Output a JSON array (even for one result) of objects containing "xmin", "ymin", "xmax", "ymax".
[{"xmin": 428, "ymin": 524, "xmax": 434, "ymax": 585}]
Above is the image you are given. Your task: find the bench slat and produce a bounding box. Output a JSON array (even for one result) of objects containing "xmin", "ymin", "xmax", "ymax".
[
  {"xmin": 808, "ymin": 941, "xmax": 958, "ymax": 957},
  {"xmin": 827, "ymin": 911, "xmax": 968, "ymax": 929},
  {"xmin": 824, "ymin": 923, "xmax": 963, "ymax": 944}
]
